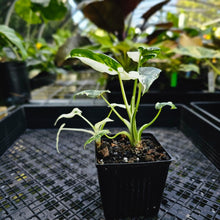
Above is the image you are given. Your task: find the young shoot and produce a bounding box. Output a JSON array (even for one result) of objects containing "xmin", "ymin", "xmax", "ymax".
[
  {"xmin": 55, "ymin": 47, "xmax": 176, "ymax": 150},
  {"xmin": 54, "ymin": 101, "xmax": 113, "ymax": 152}
]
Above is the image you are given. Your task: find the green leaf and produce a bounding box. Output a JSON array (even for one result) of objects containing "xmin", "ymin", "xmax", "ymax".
[
  {"xmin": 15, "ymin": 0, "xmax": 42, "ymax": 24},
  {"xmin": 84, "ymin": 130, "xmax": 110, "ymax": 148},
  {"xmin": 141, "ymin": 47, "xmax": 161, "ymax": 56},
  {"xmin": 138, "ymin": 67, "xmax": 161, "ymax": 94},
  {"xmin": 54, "ymin": 108, "xmax": 82, "ymax": 125},
  {"xmin": 0, "ymin": 25, "xmax": 27, "ymax": 60},
  {"xmin": 155, "ymin": 102, "xmax": 177, "ymax": 110},
  {"xmin": 174, "ymin": 46, "xmax": 220, "ymax": 59},
  {"xmin": 70, "ymin": 49, "xmax": 122, "ymax": 75},
  {"xmin": 33, "ymin": 0, "xmax": 67, "ymax": 21},
  {"xmin": 179, "ymin": 64, "xmax": 200, "ymax": 74},
  {"xmin": 75, "ymin": 90, "xmax": 110, "ymax": 98}
]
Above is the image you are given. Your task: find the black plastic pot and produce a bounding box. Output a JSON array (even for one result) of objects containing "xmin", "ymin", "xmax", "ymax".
[
  {"xmin": 96, "ymin": 133, "xmax": 172, "ymax": 219},
  {"xmin": 0, "ymin": 61, "xmax": 31, "ymax": 106},
  {"xmin": 190, "ymin": 101, "xmax": 220, "ymax": 128}
]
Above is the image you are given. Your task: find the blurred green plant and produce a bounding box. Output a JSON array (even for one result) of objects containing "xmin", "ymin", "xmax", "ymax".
[
  {"xmin": 173, "ymin": 46, "xmax": 220, "ymax": 90},
  {"xmin": 174, "ymin": 46, "xmax": 220, "ymax": 75},
  {"xmin": 0, "ymin": 25, "xmax": 27, "ymax": 61}
]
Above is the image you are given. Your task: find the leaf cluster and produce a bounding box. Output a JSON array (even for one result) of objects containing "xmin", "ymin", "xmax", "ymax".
[{"xmin": 55, "ymin": 47, "xmax": 176, "ymax": 150}]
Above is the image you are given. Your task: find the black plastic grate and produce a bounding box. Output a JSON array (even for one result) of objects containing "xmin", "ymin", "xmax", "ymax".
[{"xmin": 0, "ymin": 128, "xmax": 219, "ymax": 220}]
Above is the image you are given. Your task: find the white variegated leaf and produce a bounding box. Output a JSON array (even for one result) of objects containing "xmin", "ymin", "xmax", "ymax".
[
  {"xmin": 84, "ymin": 129, "xmax": 111, "ymax": 148},
  {"xmin": 70, "ymin": 49, "xmax": 122, "ymax": 76},
  {"xmin": 54, "ymin": 108, "xmax": 82, "ymax": 125},
  {"xmin": 155, "ymin": 102, "xmax": 177, "ymax": 110},
  {"xmin": 78, "ymin": 57, "xmax": 118, "ymax": 75},
  {"xmin": 127, "ymin": 51, "xmax": 140, "ymax": 62},
  {"xmin": 94, "ymin": 118, "xmax": 113, "ymax": 131},
  {"xmin": 75, "ymin": 90, "xmax": 110, "ymax": 98},
  {"xmin": 110, "ymin": 103, "xmax": 127, "ymax": 109},
  {"xmin": 138, "ymin": 67, "xmax": 161, "ymax": 94},
  {"xmin": 118, "ymin": 67, "xmax": 139, "ymax": 80}
]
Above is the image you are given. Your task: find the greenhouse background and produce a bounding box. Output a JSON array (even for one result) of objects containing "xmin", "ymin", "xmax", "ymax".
[{"xmin": 0, "ymin": 0, "xmax": 220, "ymax": 109}]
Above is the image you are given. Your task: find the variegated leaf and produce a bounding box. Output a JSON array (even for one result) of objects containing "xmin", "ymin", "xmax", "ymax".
[
  {"xmin": 118, "ymin": 68, "xmax": 139, "ymax": 80},
  {"xmin": 84, "ymin": 129, "xmax": 111, "ymax": 148},
  {"xmin": 54, "ymin": 108, "xmax": 82, "ymax": 125},
  {"xmin": 138, "ymin": 67, "xmax": 161, "ymax": 94},
  {"xmin": 70, "ymin": 49, "xmax": 121, "ymax": 75},
  {"xmin": 94, "ymin": 118, "xmax": 113, "ymax": 131},
  {"xmin": 75, "ymin": 90, "xmax": 110, "ymax": 98},
  {"xmin": 173, "ymin": 46, "xmax": 220, "ymax": 59},
  {"xmin": 110, "ymin": 103, "xmax": 127, "ymax": 109},
  {"xmin": 179, "ymin": 64, "xmax": 200, "ymax": 74},
  {"xmin": 155, "ymin": 102, "xmax": 177, "ymax": 110},
  {"xmin": 127, "ymin": 51, "xmax": 140, "ymax": 62}
]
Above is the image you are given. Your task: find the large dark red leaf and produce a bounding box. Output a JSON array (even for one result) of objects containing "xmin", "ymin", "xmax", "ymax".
[
  {"xmin": 141, "ymin": 0, "xmax": 170, "ymax": 30},
  {"xmin": 81, "ymin": 0, "xmax": 142, "ymax": 40},
  {"xmin": 155, "ymin": 22, "xmax": 173, "ymax": 29}
]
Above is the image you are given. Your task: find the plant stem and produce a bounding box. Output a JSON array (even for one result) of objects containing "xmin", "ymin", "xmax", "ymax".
[
  {"xmin": 61, "ymin": 128, "xmax": 94, "ymax": 135},
  {"xmin": 131, "ymin": 83, "xmax": 142, "ymax": 146},
  {"xmin": 79, "ymin": 114, "xmax": 96, "ymax": 130},
  {"xmin": 101, "ymin": 95, "xmax": 130, "ymax": 129},
  {"xmin": 100, "ymin": 109, "xmax": 113, "ymax": 130},
  {"xmin": 26, "ymin": 10, "xmax": 33, "ymax": 43},
  {"xmin": 4, "ymin": 0, "xmax": 16, "ymax": 26},
  {"xmin": 118, "ymin": 70, "xmax": 132, "ymax": 119},
  {"xmin": 38, "ymin": 23, "xmax": 46, "ymax": 40},
  {"xmin": 138, "ymin": 108, "xmax": 162, "ymax": 141},
  {"xmin": 206, "ymin": 59, "xmax": 220, "ymax": 76},
  {"xmin": 105, "ymin": 130, "xmax": 132, "ymax": 143},
  {"xmin": 131, "ymin": 79, "xmax": 137, "ymax": 112},
  {"xmin": 9, "ymin": 41, "xmax": 20, "ymax": 60}
]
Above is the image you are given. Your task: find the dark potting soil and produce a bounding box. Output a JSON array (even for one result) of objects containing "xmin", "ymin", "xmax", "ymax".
[{"xmin": 96, "ymin": 134, "xmax": 170, "ymax": 164}]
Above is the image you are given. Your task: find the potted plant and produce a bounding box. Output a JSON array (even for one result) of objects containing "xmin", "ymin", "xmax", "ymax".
[
  {"xmin": 173, "ymin": 46, "xmax": 220, "ymax": 92},
  {"xmin": 54, "ymin": 47, "xmax": 176, "ymax": 219},
  {"xmin": 27, "ymin": 38, "xmax": 68, "ymax": 90},
  {"xmin": 0, "ymin": 25, "xmax": 31, "ymax": 106}
]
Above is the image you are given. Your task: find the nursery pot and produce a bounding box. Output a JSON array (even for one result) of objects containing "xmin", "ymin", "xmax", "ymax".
[
  {"xmin": 0, "ymin": 61, "xmax": 31, "ymax": 106},
  {"xmin": 96, "ymin": 133, "xmax": 172, "ymax": 219}
]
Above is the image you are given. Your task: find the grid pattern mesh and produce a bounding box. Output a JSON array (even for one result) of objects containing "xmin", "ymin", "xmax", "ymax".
[{"xmin": 0, "ymin": 128, "xmax": 219, "ymax": 220}]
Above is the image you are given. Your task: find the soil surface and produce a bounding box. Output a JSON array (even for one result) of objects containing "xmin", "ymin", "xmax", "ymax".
[{"xmin": 96, "ymin": 134, "xmax": 170, "ymax": 164}]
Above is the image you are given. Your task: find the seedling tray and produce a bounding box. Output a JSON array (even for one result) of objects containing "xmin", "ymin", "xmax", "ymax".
[
  {"xmin": 0, "ymin": 104, "xmax": 219, "ymax": 220},
  {"xmin": 191, "ymin": 101, "xmax": 220, "ymax": 128}
]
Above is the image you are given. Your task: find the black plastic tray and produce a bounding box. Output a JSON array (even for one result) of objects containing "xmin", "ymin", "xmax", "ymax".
[
  {"xmin": 190, "ymin": 101, "xmax": 220, "ymax": 128},
  {"xmin": 0, "ymin": 104, "xmax": 219, "ymax": 219},
  {"xmin": 107, "ymin": 90, "xmax": 220, "ymax": 104}
]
